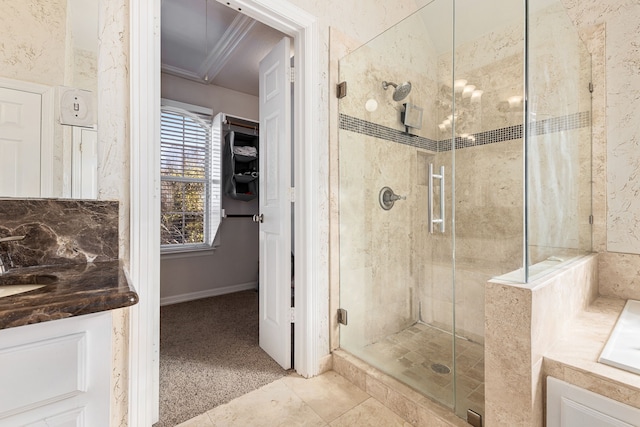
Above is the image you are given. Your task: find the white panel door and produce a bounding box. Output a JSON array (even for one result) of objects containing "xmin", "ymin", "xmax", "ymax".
[
  {"xmin": 258, "ymin": 37, "xmax": 292, "ymax": 369},
  {"xmin": 0, "ymin": 87, "xmax": 42, "ymax": 197}
]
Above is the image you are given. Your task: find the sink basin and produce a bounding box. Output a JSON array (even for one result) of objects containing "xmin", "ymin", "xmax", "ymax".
[
  {"xmin": 0, "ymin": 274, "xmax": 57, "ymax": 298},
  {"xmin": 0, "ymin": 284, "xmax": 46, "ymax": 298}
]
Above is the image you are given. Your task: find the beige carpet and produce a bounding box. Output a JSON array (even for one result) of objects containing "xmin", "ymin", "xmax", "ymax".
[{"xmin": 154, "ymin": 290, "xmax": 289, "ymax": 427}]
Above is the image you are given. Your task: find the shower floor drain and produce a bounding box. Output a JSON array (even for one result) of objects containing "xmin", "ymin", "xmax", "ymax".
[{"xmin": 430, "ymin": 363, "xmax": 451, "ymax": 374}]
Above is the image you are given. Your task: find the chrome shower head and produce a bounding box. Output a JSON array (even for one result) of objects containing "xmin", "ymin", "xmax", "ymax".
[{"xmin": 382, "ymin": 80, "xmax": 412, "ymax": 101}]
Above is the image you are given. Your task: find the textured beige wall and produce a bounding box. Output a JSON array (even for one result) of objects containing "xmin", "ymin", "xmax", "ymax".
[
  {"xmin": 0, "ymin": 0, "xmax": 100, "ymax": 198},
  {"xmin": 0, "ymin": 0, "xmax": 67, "ymax": 86},
  {"xmin": 95, "ymin": 0, "xmax": 130, "ymax": 424},
  {"xmin": 527, "ymin": 2, "xmax": 593, "ymax": 263},
  {"xmin": 336, "ymin": 4, "xmax": 440, "ymax": 350},
  {"xmin": 560, "ymin": 0, "xmax": 640, "ymax": 300}
]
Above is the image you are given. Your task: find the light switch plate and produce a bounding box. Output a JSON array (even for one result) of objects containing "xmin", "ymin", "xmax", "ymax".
[{"xmin": 59, "ymin": 87, "xmax": 95, "ymax": 127}]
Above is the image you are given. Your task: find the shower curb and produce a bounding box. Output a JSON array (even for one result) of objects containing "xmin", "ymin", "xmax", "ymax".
[{"xmin": 332, "ymin": 349, "xmax": 469, "ymax": 427}]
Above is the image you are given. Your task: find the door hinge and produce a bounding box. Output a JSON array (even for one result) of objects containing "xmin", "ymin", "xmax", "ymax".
[
  {"xmin": 337, "ymin": 308, "xmax": 348, "ymax": 325},
  {"xmin": 290, "ymin": 67, "xmax": 295, "ymax": 83},
  {"xmin": 290, "ymin": 307, "xmax": 295, "ymax": 323},
  {"xmin": 336, "ymin": 81, "xmax": 347, "ymax": 99},
  {"xmin": 589, "ymin": 214, "xmax": 594, "ymax": 224},
  {"xmin": 289, "ymin": 187, "xmax": 295, "ymax": 203},
  {"xmin": 467, "ymin": 409, "xmax": 483, "ymax": 427},
  {"xmin": 588, "ymin": 82, "xmax": 594, "ymax": 93}
]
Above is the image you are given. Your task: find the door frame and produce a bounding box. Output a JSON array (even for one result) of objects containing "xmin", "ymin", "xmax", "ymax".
[{"xmin": 129, "ymin": 0, "xmax": 326, "ymax": 425}]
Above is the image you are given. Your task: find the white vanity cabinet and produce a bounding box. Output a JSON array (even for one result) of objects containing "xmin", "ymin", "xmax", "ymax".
[
  {"xmin": 547, "ymin": 377, "xmax": 640, "ymax": 427},
  {"xmin": 0, "ymin": 312, "xmax": 112, "ymax": 427}
]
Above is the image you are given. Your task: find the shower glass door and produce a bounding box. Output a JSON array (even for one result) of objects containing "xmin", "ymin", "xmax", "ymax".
[
  {"xmin": 338, "ymin": 0, "xmax": 590, "ymax": 422},
  {"xmin": 337, "ymin": 0, "xmax": 456, "ymax": 410},
  {"xmin": 451, "ymin": 0, "xmax": 526, "ymax": 417}
]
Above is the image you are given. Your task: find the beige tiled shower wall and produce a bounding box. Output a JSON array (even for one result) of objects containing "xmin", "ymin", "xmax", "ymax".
[
  {"xmin": 337, "ymin": 16, "xmax": 439, "ymax": 141},
  {"xmin": 560, "ymin": 0, "xmax": 640, "ymax": 300},
  {"xmin": 337, "ymin": 9, "xmax": 440, "ymax": 349},
  {"xmin": 425, "ymin": 18, "xmax": 526, "ymax": 344},
  {"xmin": 527, "ymin": 2, "xmax": 593, "ymax": 264},
  {"xmin": 340, "ymin": 8, "xmax": 530, "ymax": 347},
  {"xmin": 339, "ymin": 132, "xmax": 429, "ymax": 348}
]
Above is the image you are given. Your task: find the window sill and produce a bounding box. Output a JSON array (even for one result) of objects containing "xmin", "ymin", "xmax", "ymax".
[{"xmin": 161, "ymin": 245, "xmax": 217, "ymax": 260}]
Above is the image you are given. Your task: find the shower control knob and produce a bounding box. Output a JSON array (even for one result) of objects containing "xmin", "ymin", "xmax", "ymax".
[{"xmin": 379, "ymin": 187, "xmax": 406, "ymax": 210}]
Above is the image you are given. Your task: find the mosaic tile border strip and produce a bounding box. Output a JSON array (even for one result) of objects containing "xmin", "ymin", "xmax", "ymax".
[
  {"xmin": 339, "ymin": 111, "xmax": 590, "ymax": 152},
  {"xmin": 339, "ymin": 114, "xmax": 438, "ymax": 152}
]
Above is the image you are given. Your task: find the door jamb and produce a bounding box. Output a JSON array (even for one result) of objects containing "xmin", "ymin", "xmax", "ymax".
[{"xmin": 129, "ymin": 0, "xmax": 325, "ymax": 425}]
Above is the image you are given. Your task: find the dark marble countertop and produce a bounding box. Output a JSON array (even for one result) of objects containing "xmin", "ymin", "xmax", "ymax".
[{"xmin": 0, "ymin": 261, "xmax": 138, "ymax": 329}]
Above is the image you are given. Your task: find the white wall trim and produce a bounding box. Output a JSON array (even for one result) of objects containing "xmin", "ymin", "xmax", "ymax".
[
  {"xmin": 130, "ymin": 0, "xmax": 325, "ymax": 423},
  {"xmin": 213, "ymin": 0, "xmax": 327, "ymax": 378},
  {"xmin": 0, "ymin": 77, "xmax": 56, "ymax": 198},
  {"xmin": 40, "ymin": 88, "xmax": 56, "ymax": 197},
  {"xmin": 129, "ymin": 0, "xmax": 161, "ymax": 425},
  {"xmin": 160, "ymin": 282, "xmax": 258, "ymax": 306}
]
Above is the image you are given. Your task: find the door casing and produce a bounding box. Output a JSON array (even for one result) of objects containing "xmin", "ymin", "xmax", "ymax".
[{"xmin": 128, "ymin": 0, "xmax": 327, "ymax": 425}]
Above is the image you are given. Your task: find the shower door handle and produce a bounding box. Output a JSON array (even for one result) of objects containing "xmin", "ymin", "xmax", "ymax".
[{"xmin": 428, "ymin": 164, "xmax": 445, "ymax": 234}]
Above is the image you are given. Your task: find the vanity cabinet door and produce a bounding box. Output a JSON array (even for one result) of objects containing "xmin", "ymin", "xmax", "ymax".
[{"xmin": 0, "ymin": 313, "xmax": 112, "ymax": 427}]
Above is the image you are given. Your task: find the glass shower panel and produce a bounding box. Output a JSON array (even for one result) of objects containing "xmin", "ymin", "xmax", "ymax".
[
  {"xmin": 526, "ymin": 0, "xmax": 593, "ymax": 280},
  {"xmin": 338, "ymin": 0, "xmax": 455, "ymax": 409},
  {"xmin": 452, "ymin": 0, "xmax": 526, "ymax": 418}
]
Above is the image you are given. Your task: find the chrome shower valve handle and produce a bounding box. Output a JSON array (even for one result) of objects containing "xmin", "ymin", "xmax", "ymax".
[{"xmin": 379, "ymin": 187, "xmax": 406, "ymax": 210}]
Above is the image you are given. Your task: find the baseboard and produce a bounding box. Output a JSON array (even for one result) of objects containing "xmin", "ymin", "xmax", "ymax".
[{"xmin": 160, "ymin": 281, "xmax": 258, "ymax": 306}]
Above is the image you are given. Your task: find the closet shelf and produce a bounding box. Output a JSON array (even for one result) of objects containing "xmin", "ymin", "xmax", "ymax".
[
  {"xmin": 234, "ymin": 154, "xmax": 257, "ymax": 163},
  {"xmin": 222, "ymin": 125, "xmax": 259, "ymax": 202},
  {"xmin": 234, "ymin": 174, "xmax": 258, "ymax": 183}
]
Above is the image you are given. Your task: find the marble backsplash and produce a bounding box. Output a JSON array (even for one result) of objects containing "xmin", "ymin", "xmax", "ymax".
[{"xmin": 0, "ymin": 199, "xmax": 118, "ymax": 267}]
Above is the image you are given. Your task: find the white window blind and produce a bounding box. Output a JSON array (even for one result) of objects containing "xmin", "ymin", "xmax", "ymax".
[{"xmin": 160, "ymin": 102, "xmax": 220, "ymax": 250}]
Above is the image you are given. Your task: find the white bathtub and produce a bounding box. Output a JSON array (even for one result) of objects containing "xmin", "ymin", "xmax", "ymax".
[{"xmin": 599, "ymin": 299, "xmax": 640, "ymax": 375}]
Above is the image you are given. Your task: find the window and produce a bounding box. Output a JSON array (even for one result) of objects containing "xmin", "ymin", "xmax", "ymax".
[{"xmin": 160, "ymin": 100, "xmax": 221, "ymax": 252}]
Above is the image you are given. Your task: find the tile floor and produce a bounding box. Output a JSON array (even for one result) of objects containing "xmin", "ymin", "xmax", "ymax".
[
  {"xmin": 177, "ymin": 371, "xmax": 413, "ymax": 427},
  {"xmin": 177, "ymin": 323, "xmax": 484, "ymax": 426},
  {"xmin": 349, "ymin": 322, "xmax": 485, "ymax": 418}
]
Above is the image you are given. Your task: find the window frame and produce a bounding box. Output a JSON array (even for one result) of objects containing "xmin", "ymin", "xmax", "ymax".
[{"xmin": 160, "ymin": 99, "xmax": 221, "ymax": 254}]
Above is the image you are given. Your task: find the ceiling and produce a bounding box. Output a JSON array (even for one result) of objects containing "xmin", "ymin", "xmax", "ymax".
[{"xmin": 161, "ymin": 0, "xmax": 287, "ymax": 97}]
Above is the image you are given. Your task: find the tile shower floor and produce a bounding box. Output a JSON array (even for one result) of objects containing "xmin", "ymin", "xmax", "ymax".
[{"xmin": 354, "ymin": 322, "xmax": 485, "ymax": 417}]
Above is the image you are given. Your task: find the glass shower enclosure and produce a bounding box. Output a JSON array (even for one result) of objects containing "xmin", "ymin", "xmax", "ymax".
[{"xmin": 337, "ymin": 0, "xmax": 591, "ymax": 421}]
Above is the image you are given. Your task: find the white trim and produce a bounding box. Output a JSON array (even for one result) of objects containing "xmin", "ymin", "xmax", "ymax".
[
  {"xmin": 160, "ymin": 64, "xmax": 203, "ymax": 83},
  {"xmin": 159, "ymin": 282, "xmax": 258, "ymax": 306},
  {"xmin": 215, "ymin": 0, "xmax": 326, "ymax": 379},
  {"xmin": 129, "ymin": 0, "xmax": 161, "ymax": 425},
  {"xmin": 160, "ymin": 244, "xmax": 215, "ymax": 256},
  {"xmin": 160, "ymin": 98, "xmax": 213, "ymax": 116},
  {"xmin": 0, "ymin": 77, "xmax": 56, "ymax": 198},
  {"xmin": 197, "ymin": 14, "xmax": 257, "ymax": 81},
  {"xmin": 40, "ymin": 88, "xmax": 56, "ymax": 197},
  {"xmin": 130, "ymin": 0, "xmax": 325, "ymax": 424}
]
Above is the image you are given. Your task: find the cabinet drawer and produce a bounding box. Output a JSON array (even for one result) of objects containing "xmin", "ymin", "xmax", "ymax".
[{"xmin": 0, "ymin": 333, "xmax": 85, "ymax": 418}]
